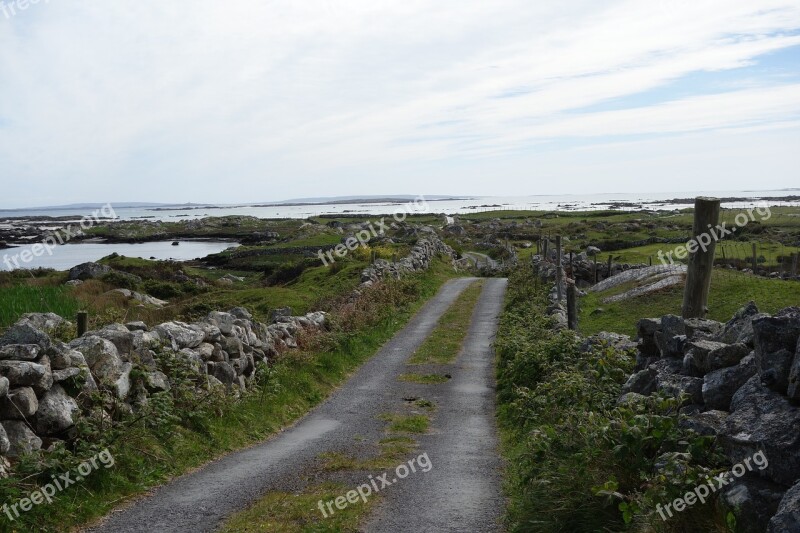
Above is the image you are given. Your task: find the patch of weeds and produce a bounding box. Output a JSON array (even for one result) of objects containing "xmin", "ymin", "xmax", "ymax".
[
  {"xmin": 379, "ymin": 413, "xmax": 430, "ymax": 434},
  {"xmin": 398, "ymin": 373, "xmax": 450, "ymax": 384}
]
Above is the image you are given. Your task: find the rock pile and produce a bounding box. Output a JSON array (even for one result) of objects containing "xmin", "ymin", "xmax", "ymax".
[
  {"xmin": 620, "ymin": 303, "xmax": 800, "ymax": 531},
  {"xmin": 0, "ymin": 308, "xmax": 327, "ymax": 469},
  {"xmin": 360, "ymin": 232, "xmax": 456, "ymax": 286}
]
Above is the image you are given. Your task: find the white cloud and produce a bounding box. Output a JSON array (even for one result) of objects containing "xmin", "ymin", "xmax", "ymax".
[{"xmin": 0, "ymin": 0, "xmax": 798, "ymax": 206}]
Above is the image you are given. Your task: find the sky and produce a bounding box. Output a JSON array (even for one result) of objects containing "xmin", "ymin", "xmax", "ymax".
[{"xmin": 0, "ymin": 0, "xmax": 799, "ymax": 208}]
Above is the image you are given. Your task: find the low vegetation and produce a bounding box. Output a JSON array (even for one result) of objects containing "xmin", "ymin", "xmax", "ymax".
[{"xmin": 496, "ymin": 269, "xmax": 728, "ymax": 532}]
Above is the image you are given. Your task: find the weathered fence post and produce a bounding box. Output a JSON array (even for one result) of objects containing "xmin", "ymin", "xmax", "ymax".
[
  {"xmin": 77, "ymin": 311, "xmax": 88, "ymax": 337},
  {"xmin": 593, "ymin": 255, "xmax": 598, "ymax": 284},
  {"xmin": 792, "ymin": 253, "xmax": 798, "ymax": 277},
  {"xmin": 542, "ymin": 239, "xmax": 549, "ymax": 261},
  {"xmin": 555, "ymin": 235, "xmax": 563, "ymax": 302},
  {"xmin": 567, "ymin": 280, "xmax": 578, "ymax": 331},
  {"xmin": 607, "ymin": 254, "xmax": 612, "ymax": 280},
  {"xmin": 682, "ymin": 197, "xmax": 721, "ymax": 319}
]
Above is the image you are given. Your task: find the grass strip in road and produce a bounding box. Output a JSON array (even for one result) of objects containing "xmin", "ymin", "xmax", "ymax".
[
  {"xmin": 398, "ymin": 373, "xmax": 450, "ymax": 384},
  {"xmin": 378, "ymin": 413, "xmax": 430, "ymax": 434},
  {"xmin": 407, "ymin": 279, "xmax": 484, "ymax": 365},
  {"xmin": 218, "ymin": 482, "xmax": 376, "ymax": 533}
]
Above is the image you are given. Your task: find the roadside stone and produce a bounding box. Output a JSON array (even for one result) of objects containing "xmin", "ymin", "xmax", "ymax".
[
  {"xmin": 143, "ymin": 371, "xmax": 170, "ymax": 393},
  {"xmin": 684, "ymin": 318, "xmax": 723, "ymax": 340},
  {"xmin": 679, "ymin": 410, "xmax": 728, "ymax": 436},
  {"xmin": 68, "ymin": 262, "xmax": 111, "ymax": 281},
  {"xmin": 154, "ymin": 322, "xmax": 205, "ymax": 350},
  {"xmin": 720, "ymin": 476, "xmax": 785, "ymax": 533},
  {"xmin": 720, "ymin": 376, "xmax": 800, "ymax": 486},
  {"xmin": 703, "ymin": 354, "xmax": 757, "ymax": 411},
  {"xmin": 769, "ymin": 482, "xmax": 800, "ymax": 533},
  {"xmin": 229, "ymin": 307, "xmax": 252, "ymax": 320},
  {"xmin": 90, "ymin": 324, "xmax": 135, "ymax": 355},
  {"xmin": 35, "ymin": 385, "xmax": 80, "ymax": 436},
  {"xmin": 0, "ymin": 361, "xmax": 47, "ymax": 387},
  {"xmin": 714, "ymin": 301, "xmax": 766, "ymax": 345},
  {"xmin": 0, "ymin": 387, "xmax": 38, "ymax": 419},
  {"xmin": 622, "ymin": 368, "xmax": 656, "ymax": 396},
  {"xmin": 685, "ymin": 339, "xmax": 729, "ymax": 373},
  {"xmin": 655, "ymin": 373, "xmax": 703, "ymax": 405},
  {"xmin": 113, "ymin": 363, "xmax": 133, "ymax": 400},
  {"xmin": 707, "ymin": 343, "xmax": 751, "ymax": 372},
  {"xmin": 206, "ymin": 312, "xmax": 236, "ymax": 335},
  {"xmin": 69, "ymin": 336, "xmax": 123, "ymax": 385},
  {"xmin": 125, "ymin": 321, "xmax": 148, "ymax": 332},
  {"xmin": 788, "ymin": 338, "xmax": 800, "ymax": 400},
  {"xmin": 0, "ymin": 344, "xmax": 40, "ymax": 361},
  {"xmin": 0, "ymin": 323, "xmax": 51, "ymax": 350},
  {"xmin": 2, "ymin": 420, "xmax": 42, "ymax": 457},
  {"xmin": 0, "ymin": 423, "xmax": 8, "ymax": 455},
  {"xmin": 208, "ymin": 361, "xmax": 236, "ymax": 386},
  {"xmin": 0, "ymin": 377, "xmax": 8, "ymax": 398}
]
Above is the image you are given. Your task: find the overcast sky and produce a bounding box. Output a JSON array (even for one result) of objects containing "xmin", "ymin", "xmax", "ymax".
[{"xmin": 1, "ymin": 1, "xmax": 799, "ymax": 208}]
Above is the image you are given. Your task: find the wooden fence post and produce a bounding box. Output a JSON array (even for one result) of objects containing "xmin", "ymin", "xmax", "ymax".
[
  {"xmin": 567, "ymin": 280, "xmax": 578, "ymax": 331},
  {"xmin": 77, "ymin": 311, "xmax": 88, "ymax": 337},
  {"xmin": 792, "ymin": 253, "xmax": 798, "ymax": 277},
  {"xmin": 752, "ymin": 243, "xmax": 758, "ymax": 273},
  {"xmin": 607, "ymin": 254, "xmax": 612, "ymax": 279},
  {"xmin": 682, "ymin": 197, "xmax": 721, "ymax": 319},
  {"xmin": 593, "ymin": 255, "xmax": 598, "ymax": 284},
  {"xmin": 555, "ymin": 236, "xmax": 563, "ymax": 302}
]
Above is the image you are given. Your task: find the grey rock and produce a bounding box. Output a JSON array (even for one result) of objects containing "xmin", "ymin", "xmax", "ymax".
[
  {"xmin": 703, "ymin": 354, "xmax": 757, "ymax": 411},
  {"xmin": 270, "ymin": 307, "xmax": 293, "ymax": 323},
  {"xmin": 0, "ymin": 387, "xmax": 38, "ymax": 419},
  {"xmin": 679, "ymin": 410, "xmax": 728, "ymax": 436},
  {"xmin": 685, "ymin": 339, "xmax": 729, "ymax": 373},
  {"xmin": 143, "ymin": 371, "xmax": 170, "ymax": 393},
  {"xmin": 0, "ymin": 360, "xmax": 47, "ymax": 387},
  {"xmin": 684, "ymin": 318, "xmax": 723, "ymax": 340},
  {"xmin": 0, "ymin": 323, "xmax": 51, "ymax": 350},
  {"xmin": 208, "ymin": 361, "xmax": 236, "ymax": 385},
  {"xmin": 0, "ymin": 377, "xmax": 7, "ymax": 398},
  {"xmin": 622, "ymin": 368, "xmax": 657, "ymax": 396},
  {"xmin": 205, "ymin": 312, "xmax": 236, "ymax": 335},
  {"xmin": 707, "ymin": 343, "xmax": 751, "ymax": 372},
  {"xmin": 769, "ymin": 481, "xmax": 800, "ymax": 533},
  {"xmin": 2, "ymin": 420, "xmax": 42, "ymax": 457},
  {"xmin": 656, "ymin": 373, "xmax": 703, "ymax": 405},
  {"xmin": 153, "ymin": 322, "xmax": 205, "ymax": 350},
  {"xmin": 753, "ymin": 314, "xmax": 800, "ymax": 394},
  {"xmin": 52, "ymin": 367, "xmax": 82, "ymax": 383},
  {"xmin": 68, "ymin": 262, "xmax": 111, "ymax": 281},
  {"xmin": 720, "ymin": 476, "xmax": 785, "ymax": 533},
  {"xmin": 35, "ymin": 385, "xmax": 79, "ymax": 436},
  {"xmin": 32, "ymin": 355, "xmax": 53, "ymax": 395},
  {"xmin": 0, "ymin": 423, "xmax": 8, "ymax": 455},
  {"xmin": 125, "ymin": 321, "xmax": 149, "ymax": 332},
  {"xmin": 113, "ymin": 363, "xmax": 133, "ymax": 400},
  {"xmin": 0, "ymin": 344, "xmax": 41, "ymax": 361},
  {"xmin": 714, "ymin": 301, "xmax": 765, "ymax": 345},
  {"xmin": 788, "ymin": 338, "xmax": 800, "ymax": 401},
  {"xmin": 229, "ymin": 307, "xmax": 252, "ymax": 320},
  {"xmin": 721, "ymin": 376, "xmax": 800, "ymax": 486},
  {"xmin": 90, "ymin": 324, "xmax": 135, "ymax": 355},
  {"xmin": 69, "ymin": 336, "xmax": 123, "ymax": 385}
]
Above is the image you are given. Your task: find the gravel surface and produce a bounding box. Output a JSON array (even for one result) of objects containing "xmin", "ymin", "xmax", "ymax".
[{"xmin": 84, "ymin": 277, "xmax": 507, "ymax": 533}]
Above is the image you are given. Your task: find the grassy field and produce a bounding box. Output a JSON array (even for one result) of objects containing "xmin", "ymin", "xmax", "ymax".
[
  {"xmin": 0, "ymin": 284, "xmax": 81, "ymax": 329},
  {"xmin": 579, "ymin": 269, "xmax": 800, "ymax": 337}
]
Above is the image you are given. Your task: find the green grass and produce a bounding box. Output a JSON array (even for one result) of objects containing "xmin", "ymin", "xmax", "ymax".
[
  {"xmin": 218, "ymin": 482, "xmax": 376, "ymax": 533},
  {"xmin": 0, "ymin": 260, "xmax": 458, "ymax": 532},
  {"xmin": 580, "ymin": 269, "xmax": 800, "ymax": 337},
  {"xmin": 0, "ymin": 285, "xmax": 81, "ymax": 329},
  {"xmin": 378, "ymin": 414, "xmax": 430, "ymax": 434},
  {"xmin": 397, "ymin": 373, "xmax": 450, "ymax": 384},
  {"xmin": 408, "ymin": 280, "xmax": 484, "ymax": 365}
]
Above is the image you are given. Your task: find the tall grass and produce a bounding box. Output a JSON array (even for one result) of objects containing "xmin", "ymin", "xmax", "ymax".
[{"xmin": 0, "ymin": 285, "xmax": 81, "ymax": 329}]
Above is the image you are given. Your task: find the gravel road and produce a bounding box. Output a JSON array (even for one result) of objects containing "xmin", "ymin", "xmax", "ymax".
[{"xmin": 85, "ymin": 277, "xmax": 507, "ymax": 533}]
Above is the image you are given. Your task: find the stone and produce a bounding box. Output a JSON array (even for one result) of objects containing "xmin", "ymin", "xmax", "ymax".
[
  {"xmin": 656, "ymin": 373, "xmax": 703, "ymax": 405},
  {"xmin": 622, "ymin": 368, "xmax": 656, "ymax": 396},
  {"xmin": 208, "ymin": 361, "xmax": 236, "ymax": 385},
  {"xmin": 0, "ymin": 377, "xmax": 7, "ymax": 398},
  {"xmin": 720, "ymin": 476, "xmax": 785, "ymax": 533},
  {"xmin": 69, "ymin": 336, "xmax": 123, "ymax": 385},
  {"xmin": 18, "ymin": 312, "xmax": 70, "ymax": 333},
  {"xmin": 788, "ymin": 338, "xmax": 800, "ymax": 401},
  {"xmin": 679, "ymin": 410, "xmax": 728, "ymax": 436},
  {"xmin": 229, "ymin": 307, "xmax": 252, "ymax": 320},
  {"xmin": 0, "ymin": 361, "xmax": 47, "ymax": 387},
  {"xmin": 206, "ymin": 312, "xmax": 236, "ymax": 335},
  {"xmin": 753, "ymin": 314, "xmax": 800, "ymax": 394},
  {"xmin": 143, "ymin": 371, "xmax": 170, "ymax": 393},
  {"xmin": 636, "ymin": 318, "xmax": 661, "ymax": 356},
  {"xmin": 32, "ymin": 355, "xmax": 53, "ymax": 395},
  {"xmin": 617, "ymin": 392, "xmax": 649, "ymax": 406},
  {"xmin": 90, "ymin": 324, "xmax": 135, "ymax": 355},
  {"xmin": 0, "ymin": 344, "xmax": 41, "ymax": 361},
  {"xmin": 769, "ymin": 482, "xmax": 800, "ymax": 533},
  {"xmin": 684, "ymin": 318, "xmax": 723, "ymax": 340},
  {"xmin": 270, "ymin": 307, "xmax": 293, "ymax": 323},
  {"xmin": 714, "ymin": 301, "xmax": 766, "ymax": 345},
  {"xmin": 720, "ymin": 376, "xmax": 800, "ymax": 486},
  {"xmin": 0, "ymin": 423, "xmax": 8, "ymax": 455},
  {"xmin": 153, "ymin": 322, "xmax": 205, "ymax": 350},
  {"xmin": 68, "ymin": 262, "xmax": 111, "ymax": 281},
  {"xmin": 707, "ymin": 343, "xmax": 751, "ymax": 372},
  {"xmin": 52, "ymin": 367, "xmax": 82, "ymax": 383},
  {"xmin": 580, "ymin": 332, "xmax": 637, "ymax": 354},
  {"xmin": 35, "ymin": 385, "xmax": 80, "ymax": 436},
  {"xmin": 113, "ymin": 363, "xmax": 133, "ymax": 400},
  {"xmin": 125, "ymin": 321, "xmax": 148, "ymax": 332},
  {"xmin": 0, "ymin": 323, "xmax": 51, "ymax": 350},
  {"xmin": 2, "ymin": 420, "xmax": 42, "ymax": 457},
  {"xmin": 702, "ymin": 354, "xmax": 757, "ymax": 411},
  {"xmin": 685, "ymin": 339, "xmax": 729, "ymax": 373},
  {"xmin": 0, "ymin": 387, "xmax": 38, "ymax": 419}
]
